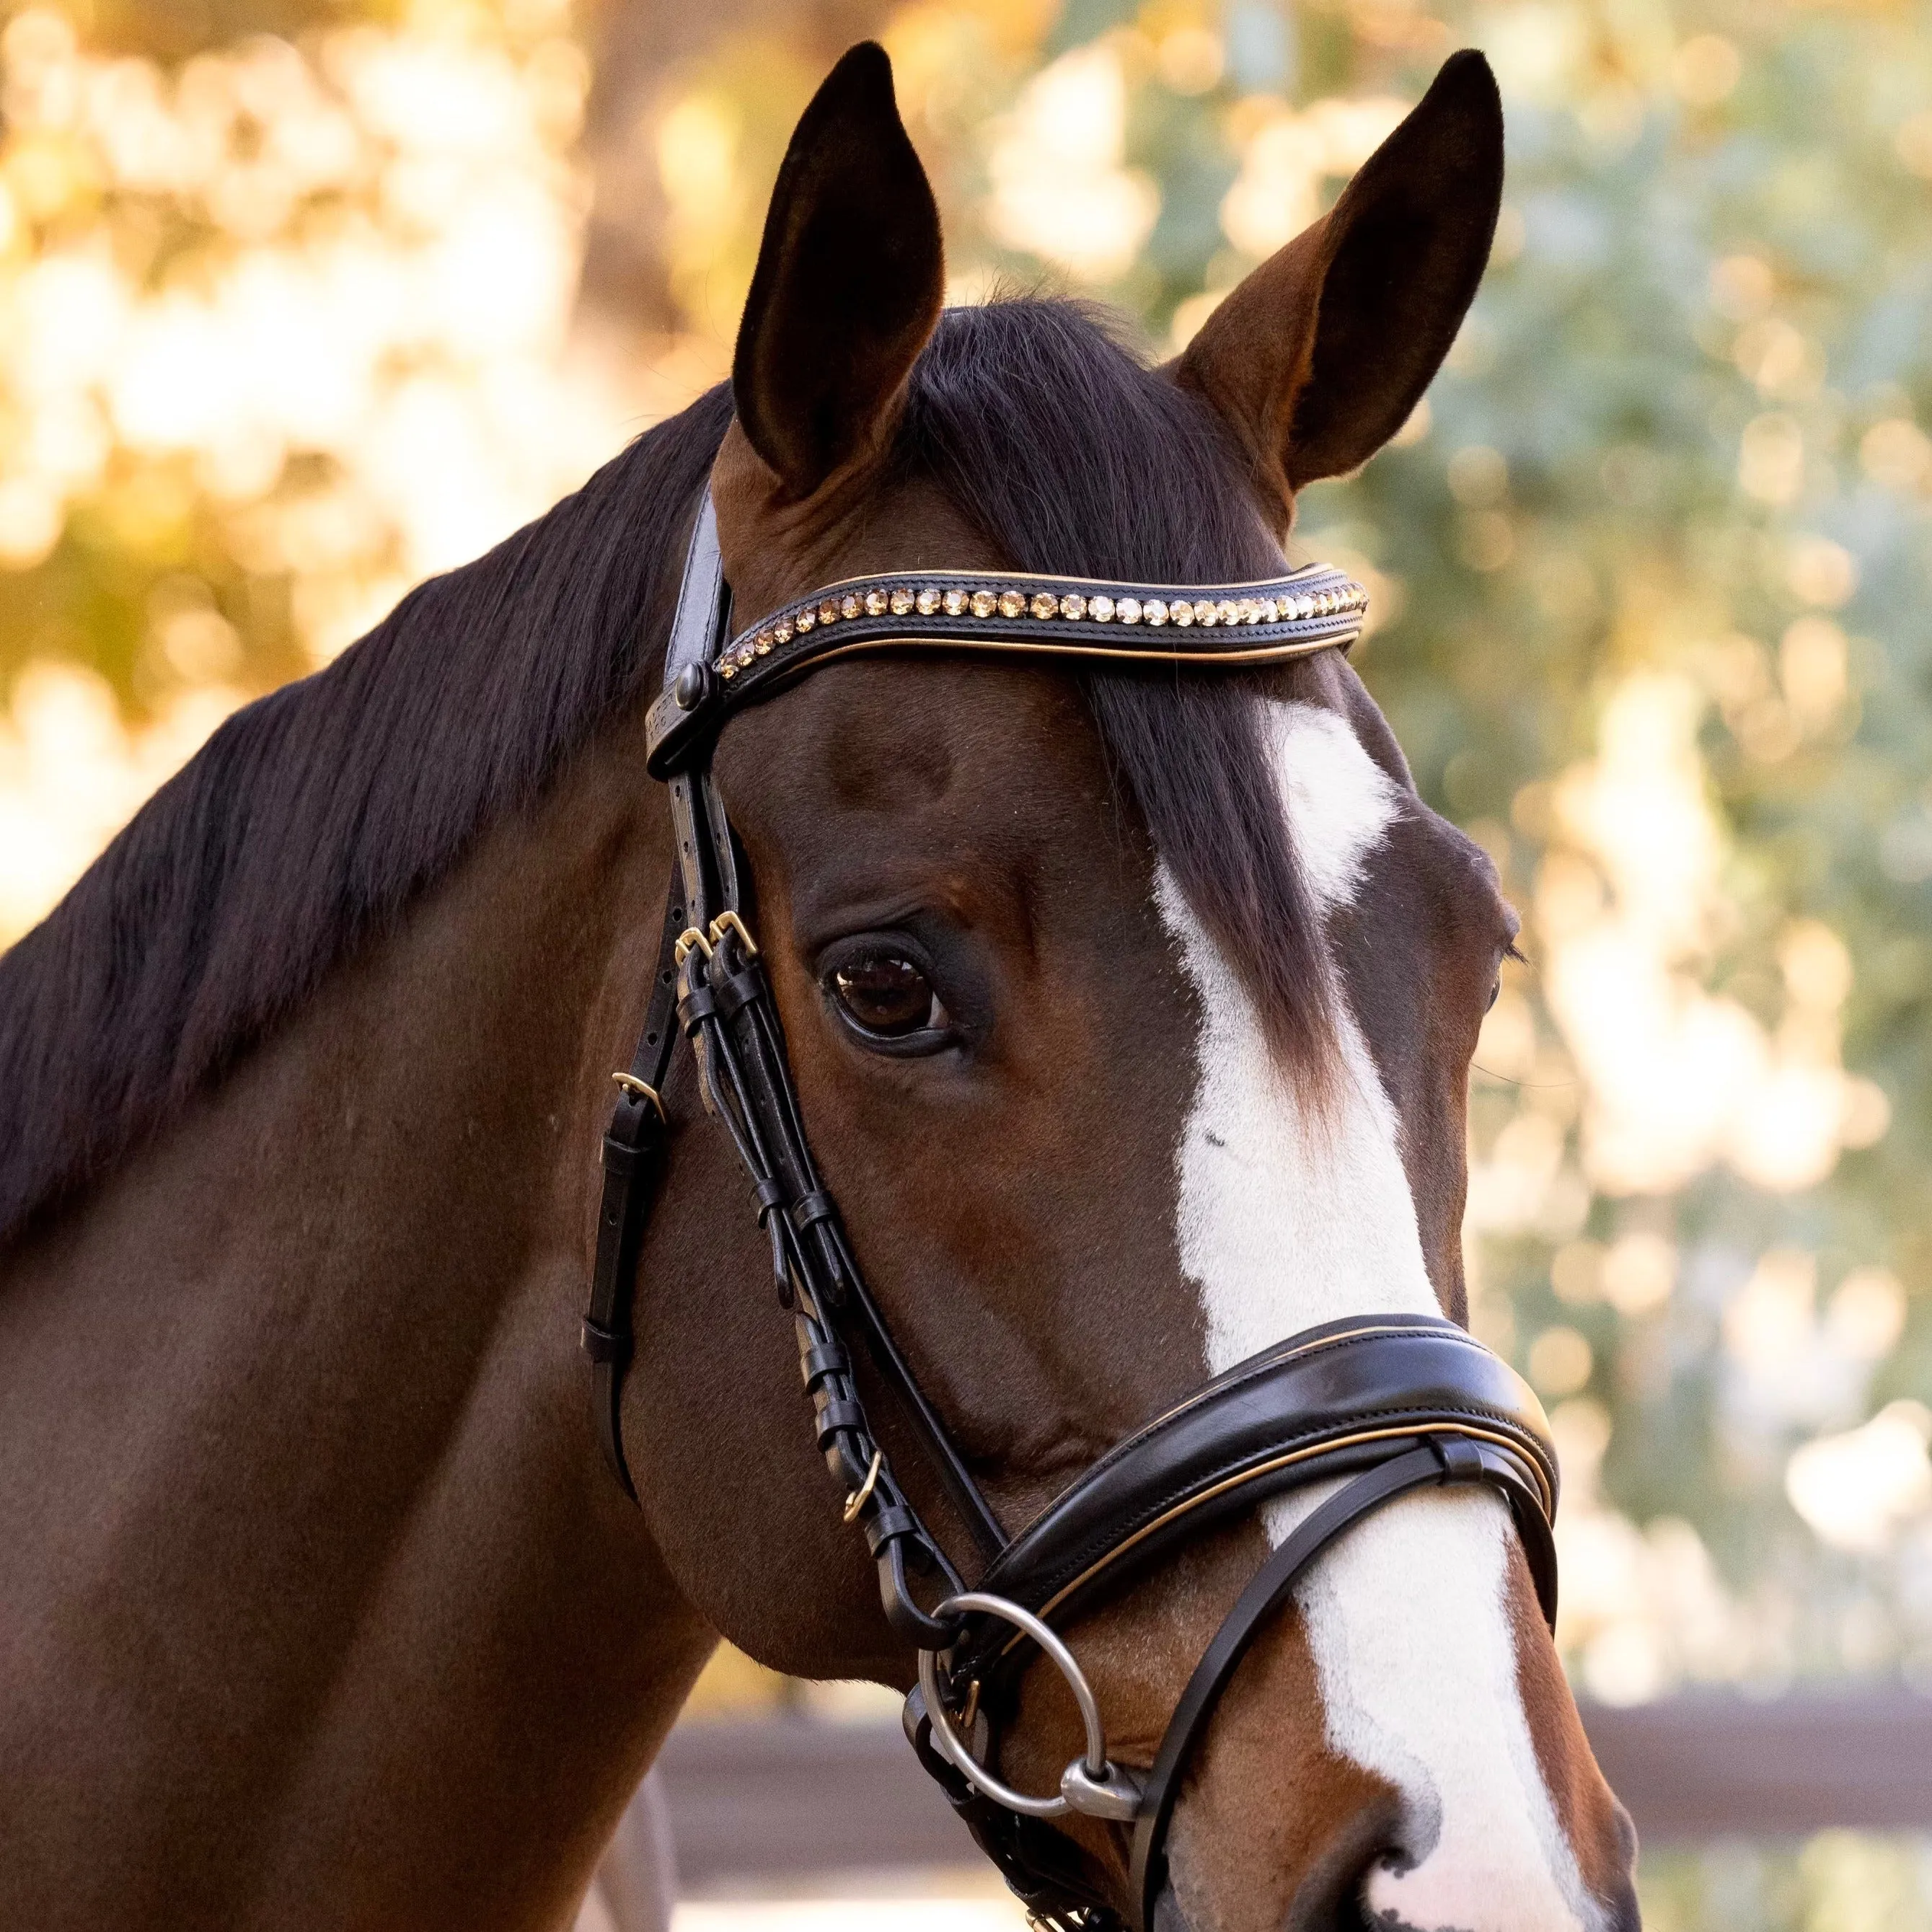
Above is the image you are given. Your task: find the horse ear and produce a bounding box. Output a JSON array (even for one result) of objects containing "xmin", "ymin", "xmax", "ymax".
[
  {"xmin": 731, "ymin": 43, "xmax": 943, "ymax": 499},
  {"xmin": 1173, "ymin": 50, "xmax": 1503, "ymax": 511}
]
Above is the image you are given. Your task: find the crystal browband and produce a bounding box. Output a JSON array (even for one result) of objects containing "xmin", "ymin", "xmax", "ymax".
[
  {"xmin": 717, "ymin": 563, "xmax": 1367, "ymax": 680},
  {"xmin": 643, "ymin": 560, "xmax": 1367, "ymax": 777}
]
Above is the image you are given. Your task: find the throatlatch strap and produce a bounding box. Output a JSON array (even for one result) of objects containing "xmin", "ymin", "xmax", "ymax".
[
  {"xmin": 581, "ymin": 872, "xmax": 687, "ymax": 1497},
  {"xmin": 581, "ymin": 493, "xmax": 734, "ymax": 1495}
]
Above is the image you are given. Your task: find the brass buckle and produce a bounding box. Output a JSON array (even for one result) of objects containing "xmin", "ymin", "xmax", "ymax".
[
  {"xmin": 842, "ymin": 1447, "xmax": 883, "ymax": 1525},
  {"xmin": 707, "ymin": 909, "xmax": 759, "ymax": 958},
  {"xmin": 610, "ymin": 1072, "xmax": 664, "ymax": 1118}
]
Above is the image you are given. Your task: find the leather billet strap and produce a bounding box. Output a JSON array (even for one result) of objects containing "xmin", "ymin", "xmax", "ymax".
[{"xmin": 643, "ymin": 560, "xmax": 1366, "ymax": 778}]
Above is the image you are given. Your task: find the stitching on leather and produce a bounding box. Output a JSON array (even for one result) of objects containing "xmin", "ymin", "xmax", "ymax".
[
  {"xmin": 1054, "ymin": 1320, "xmax": 1478, "ymax": 1489},
  {"xmin": 996, "ymin": 1399, "xmax": 1552, "ymax": 1607},
  {"xmin": 997, "ymin": 1325, "xmax": 1537, "ymax": 1574}
]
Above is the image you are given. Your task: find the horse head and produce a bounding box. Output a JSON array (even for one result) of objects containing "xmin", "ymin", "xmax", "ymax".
[{"xmin": 624, "ymin": 43, "xmax": 1640, "ymax": 1932}]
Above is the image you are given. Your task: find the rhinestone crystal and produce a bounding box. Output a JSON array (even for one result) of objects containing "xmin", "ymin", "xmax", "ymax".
[
  {"xmin": 1172, "ymin": 601, "xmax": 1195, "ymax": 627},
  {"xmin": 1030, "ymin": 591, "xmax": 1057, "ymax": 619},
  {"xmin": 1194, "ymin": 599, "xmax": 1217, "ymax": 626},
  {"xmin": 819, "ymin": 599, "xmax": 839, "ymax": 625},
  {"xmin": 1142, "ymin": 598, "xmax": 1166, "ymax": 625},
  {"xmin": 840, "ymin": 594, "xmax": 863, "ymax": 619},
  {"xmin": 795, "ymin": 607, "xmax": 816, "ymax": 632},
  {"xmin": 971, "ymin": 589, "xmax": 997, "ymax": 617},
  {"xmin": 944, "ymin": 588, "xmax": 969, "ymax": 617},
  {"xmin": 1117, "ymin": 596, "xmax": 1141, "ymax": 624},
  {"xmin": 890, "ymin": 587, "xmax": 915, "ymax": 615},
  {"xmin": 753, "ymin": 630, "xmax": 773, "ymax": 653},
  {"xmin": 864, "ymin": 588, "xmax": 888, "ymax": 615},
  {"xmin": 1238, "ymin": 599, "xmax": 1259, "ymax": 625},
  {"xmin": 917, "ymin": 587, "xmax": 942, "ymax": 615},
  {"xmin": 1088, "ymin": 594, "xmax": 1114, "ymax": 622},
  {"xmin": 998, "ymin": 589, "xmax": 1025, "ymax": 617},
  {"xmin": 1059, "ymin": 592, "xmax": 1086, "ymax": 619},
  {"xmin": 772, "ymin": 617, "xmax": 793, "ymax": 643},
  {"xmin": 720, "ymin": 661, "xmax": 736, "ymax": 679},
  {"xmin": 1216, "ymin": 599, "xmax": 1239, "ymax": 626}
]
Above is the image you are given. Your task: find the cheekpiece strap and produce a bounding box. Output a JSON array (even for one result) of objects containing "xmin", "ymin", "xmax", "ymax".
[{"xmin": 645, "ymin": 563, "xmax": 1367, "ymax": 777}]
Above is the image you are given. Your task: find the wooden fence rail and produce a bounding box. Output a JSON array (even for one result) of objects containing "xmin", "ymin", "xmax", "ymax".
[{"xmin": 649, "ymin": 1695, "xmax": 1932, "ymax": 1887}]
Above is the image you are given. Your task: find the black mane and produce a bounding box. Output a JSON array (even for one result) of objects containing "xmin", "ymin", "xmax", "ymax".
[
  {"xmin": 0, "ymin": 300, "xmax": 1333, "ymax": 1248},
  {"xmin": 0, "ymin": 387, "xmax": 733, "ymax": 1245}
]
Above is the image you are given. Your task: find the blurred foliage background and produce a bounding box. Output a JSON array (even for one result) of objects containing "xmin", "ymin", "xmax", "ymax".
[{"xmin": 4, "ymin": 0, "xmax": 1932, "ymax": 1920}]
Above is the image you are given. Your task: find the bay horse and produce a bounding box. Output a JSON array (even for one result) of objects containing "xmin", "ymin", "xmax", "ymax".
[{"xmin": 0, "ymin": 42, "xmax": 1639, "ymax": 1932}]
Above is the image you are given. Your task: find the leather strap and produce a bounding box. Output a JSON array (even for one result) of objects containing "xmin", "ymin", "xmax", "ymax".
[
  {"xmin": 644, "ymin": 564, "xmax": 1365, "ymax": 777},
  {"xmin": 592, "ymin": 490, "xmax": 1006, "ymax": 1569},
  {"xmin": 1125, "ymin": 1442, "xmax": 1487, "ymax": 1928},
  {"xmin": 584, "ymin": 478, "xmax": 1559, "ymax": 1932},
  {"xmin": 580, "ymin": 489, "xmax": 728, "ymax": 1496},
  {"xmin": 974, "ymin": 1315, "xmax": 1558, "ymax": 1638}
]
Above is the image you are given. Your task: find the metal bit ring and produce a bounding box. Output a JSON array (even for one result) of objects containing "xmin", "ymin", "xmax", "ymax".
[{"xmin": 917, "ymin": 1592, "xmax": 1141, "ymax": 1822}]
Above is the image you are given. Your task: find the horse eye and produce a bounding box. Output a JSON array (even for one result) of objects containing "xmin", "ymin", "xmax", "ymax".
[
  {"xmin": 1486, "ymin": 980, "xmax": 1501, "ymax": 1013},
  {"xmin": 831, "ymin": 953, "xmax": 944, "ymax": 1038}
]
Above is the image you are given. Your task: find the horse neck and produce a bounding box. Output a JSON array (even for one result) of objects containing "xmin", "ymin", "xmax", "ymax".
[{"xmin": 0, "ymin": 714, "xmax": 715, "ymax": 1932}]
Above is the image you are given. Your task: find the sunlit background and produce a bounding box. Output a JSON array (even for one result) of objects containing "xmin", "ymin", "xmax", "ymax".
[{"xmin": 6, "ymin": 0, "xmax": 1932, "ymax": 1923}]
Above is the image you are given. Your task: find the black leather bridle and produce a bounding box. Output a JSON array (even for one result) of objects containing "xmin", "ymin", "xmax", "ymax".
[{"xmin": 582, "ymin": 492, "xmax": 1559, "ymax": 1932}]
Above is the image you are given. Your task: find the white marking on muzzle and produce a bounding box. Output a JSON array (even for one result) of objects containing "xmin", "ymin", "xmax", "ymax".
[{"xmin": 1156, "ymin": 700, "xmax": 1597, "ymax": 1932}]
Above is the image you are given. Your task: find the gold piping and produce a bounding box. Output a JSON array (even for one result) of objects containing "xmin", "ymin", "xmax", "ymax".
[
  {"xmin": 732, "ymin": 627, "xmax": 1359, "ymax": 683},
  {"xmin": 999, "ymin": 1419, "xmax": 1554, "ymax": 1655}
]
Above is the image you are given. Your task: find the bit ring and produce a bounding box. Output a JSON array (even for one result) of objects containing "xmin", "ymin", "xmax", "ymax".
[{"xmin": 917, "ymin": 1592, "xmax": 1141, "ymax": 1822}]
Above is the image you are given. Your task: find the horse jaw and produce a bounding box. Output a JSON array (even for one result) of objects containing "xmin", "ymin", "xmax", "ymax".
[{"xmin": 1154, "ymin": 697, "xmax": 1604, "ymax": 1932}]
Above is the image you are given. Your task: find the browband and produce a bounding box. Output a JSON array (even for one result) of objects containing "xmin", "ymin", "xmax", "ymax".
[{"xmin": 644, "ymin": 560, "xmax": 1367, "ymax": 777}]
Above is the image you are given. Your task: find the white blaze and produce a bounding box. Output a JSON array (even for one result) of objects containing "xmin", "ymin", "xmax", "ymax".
[{"xmin": 1156, "ymin": 700, "xmax": 1597, "ymax": 1932}]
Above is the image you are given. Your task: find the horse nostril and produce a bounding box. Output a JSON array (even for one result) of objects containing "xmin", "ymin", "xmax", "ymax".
[{"xmin": 1271, "ymin": 1807, "xmax": 1408, "ymax": 1932}]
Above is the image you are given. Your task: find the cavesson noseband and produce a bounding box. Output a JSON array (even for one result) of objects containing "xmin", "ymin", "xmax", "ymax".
[{"xmin": 583, "ymin": 490, "xmax": 1558, "ymax": 1932}]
